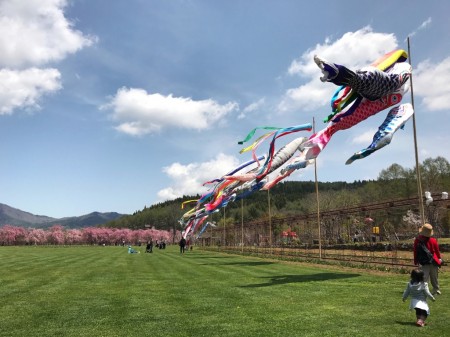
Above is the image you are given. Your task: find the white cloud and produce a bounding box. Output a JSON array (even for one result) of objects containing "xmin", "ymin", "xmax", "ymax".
[
  {"xmin": 418, "ymin": 17, "xmax": 432, "ymax": 30},
  {"xmin": 0, "ymin": 68, "xmax": 61, "ymax": 114},
  {"xmin": 279, "ymin": 27, "xmax": 398, "ymax": 113},
  {"xmin": 0, "ymin": 0, "xmax": 95, "ymax": 115},
  {"xmin": 350, "ymin": 129, "xmax": 377, "ymax": 145},
  {"xmin": 237, "ymin": 98, "xmax": 265, "ymax": 120},
  {"xmin": 157, "ymin": 153, "xmax": 240, "ymax": 200},
  {"xmin": 0, "ymin": 0, "xmax": 96, "ymax": 68},
  {"xmin": 278, "ymin": 81, "xmax": 332, "ymax": 112},
  {"xmin": 414, "ymin": 57, "xmax": 450, "ymax": 111},
  {"xmin": 408, "ymin": 17, "xmax": 432, "ymax": 38},
  {"xmin": 102, "ymin": 87, "xmax": 238, "ymax": 136}
]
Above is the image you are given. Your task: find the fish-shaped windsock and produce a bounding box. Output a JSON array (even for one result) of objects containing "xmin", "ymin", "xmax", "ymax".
[
  {"xmin": 261, "ymin": 158, "xmax": 315, "ymax": 191},
  {"xmin": 282, "ymin": 158, "xmax": 315, "ymax": 173},
  {"xmin": 317, "ymin": 49, "xmax": 409, "ymax": 123},
  {"xmin": 224, "ymin": 136, "xmax": 308, "ymax": 182},
  {"xmin": 300, "ymin": 89, "xmax": 407, "ymax": 161},
  {"xmin": 196, "ymin": 222, "xmax": 212, "ymax": 239},
  {"xmin": 345, "ymin": 103, "xmax": 414, "ymax": 164},
  {"xmin": 300, "ymin": 59, "xmax": 411, "ymax": 161},
  {"xmin": 315, "ymin": 49, "xmax": 409, "ymax": 102},
  {"xmin": 314, "ymin": 55, "xmax": 410, "ymax": 102},
  {"xmin": 234, "ymin": 180, "xmax": 266, "ymax": 200}
]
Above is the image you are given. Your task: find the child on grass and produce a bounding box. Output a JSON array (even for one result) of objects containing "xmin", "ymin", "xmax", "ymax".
[
  {"xmin": 402, "ymin": 268, "xmax": 436, "ymax": 327},
  {"xmin": 128, "ymin": 245, "xmax": 139, "ymax": 254}
]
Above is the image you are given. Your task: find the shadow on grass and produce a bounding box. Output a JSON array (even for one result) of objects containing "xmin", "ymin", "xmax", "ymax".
[
  {"xmin": 196, "ymin": 260, "xmax": 275, "ymax": 266},
  {"xmin": 241, "ymin": 272, "xmax": 360, "ymax": 288},
  {"xmin": 219, "ymin": 261, "xmax": 275, "ymax": 266},
  {"xmin": 185, "ymin": 255, "xmax": 233, "ymax": 259},
  {"xmin": 394, "ymin": 321, "xmax": 417, "ymax": 326}
]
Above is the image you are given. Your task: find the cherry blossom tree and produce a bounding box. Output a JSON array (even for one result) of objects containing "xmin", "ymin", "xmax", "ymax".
[
  {"xmin": 0, "ymin": 225, "xmax": 178, "ymax": 245},
  {"xmin": 47, "ymin": 225, "xmax": 65, "ymax": 245},
  {"xmin": 27, "ymin": 228, "xmax": 47, "ymax": 245},
  {"xmin": 0, "ymin": 225, "xmax": 25, "ymax": 245},
  {"xmin": 65, "ymin": 229, "xmax": 83, "ymax": 245}
]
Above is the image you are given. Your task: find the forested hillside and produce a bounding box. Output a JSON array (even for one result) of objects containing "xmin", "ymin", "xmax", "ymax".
[{"xmin": 104, "ymin": 157, "xmax": 450, "ymax": 232}]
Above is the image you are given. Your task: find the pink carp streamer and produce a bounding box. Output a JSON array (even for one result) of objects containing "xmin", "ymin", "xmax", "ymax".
[{"xmin": 301, "ymin": 90, "xmax": 406, "ymax": 160}]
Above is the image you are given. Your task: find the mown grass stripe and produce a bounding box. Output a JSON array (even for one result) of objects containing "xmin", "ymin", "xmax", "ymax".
[{"xmin": 0, "ymin": 245, "xmax": 449, "ymax": 337}]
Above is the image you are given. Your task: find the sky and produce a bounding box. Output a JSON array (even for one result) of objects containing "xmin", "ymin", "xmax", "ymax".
[{"xmin": 1, "ymin": 0, "xmax": 449, "ymax": 218}]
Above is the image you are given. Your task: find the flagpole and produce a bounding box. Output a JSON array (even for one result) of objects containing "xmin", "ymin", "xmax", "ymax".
[
  {"xmin": 223, "ymin": 207, "xmax": 226, "ymax": 247},
  {"xmin": 268, "ymin": 188, "xmax": 272, "ymax": 254},
  {"xmin": 241, "ymin": 197, "xmax": 244, "ymax": 253},
  {"xmin": 407, "ymin": 36, "xmax": 425, "ymax": 225},
  {"xmin": 313, "ymin": 117, "xmax": 322, "ymax": 259}
]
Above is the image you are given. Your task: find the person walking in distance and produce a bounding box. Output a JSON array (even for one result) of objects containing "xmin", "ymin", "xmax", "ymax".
[{"xmin": 179, "ymin": 237, "xmax": 187, "ymax": 254}]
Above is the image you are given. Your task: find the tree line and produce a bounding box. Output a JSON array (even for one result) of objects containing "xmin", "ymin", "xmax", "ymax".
[
  {"xmin": 105, "ymin": 156, "xmax": 450, "ymax": 234},
  {"xmin": 0, "ymin": 225, "xmax": 175, "ymax": 246}
]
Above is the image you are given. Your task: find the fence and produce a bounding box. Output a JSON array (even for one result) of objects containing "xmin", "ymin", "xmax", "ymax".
[{"xmin": 197, "ymin": 193, "xmax": 449, "ymax": 271}]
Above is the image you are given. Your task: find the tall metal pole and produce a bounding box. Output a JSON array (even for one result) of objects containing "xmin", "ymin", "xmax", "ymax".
[
  {"xmin": 407, "ymin": 37, "xmax": 425, "ymax": 225},
  {"xmin": 268, "ymin": 188, "xmax": 272, "ymax": 254},
  {"xmin": 313, "ymin": 117, "xmax": 322, "ymax": 259},
  {"xmin": 241, "ymin": 197, "xmax": 244, "ymax": 253},
  {"xmin": 223, "ymin": 207, "xmax": 226, "ymax": 247},
  {"xmin": 210, "ymin": 221, "xmax": 213, "ymax": 246}
]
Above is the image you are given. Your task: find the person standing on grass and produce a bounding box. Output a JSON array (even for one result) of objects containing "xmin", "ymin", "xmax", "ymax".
[
  {"xmin": 402, "ymin": 268, "xmax": 436, "ymax": 327},
  {"xmin": 179, "ymin": 237, "xmax": 187, "ymax": 254},
  {"xmin": 146, "ymin": 239, "xmax": 153, "ymax": 253},
  {"xmin": 413, "ymin": 223, "xmax": 442, "ymax": 295}
]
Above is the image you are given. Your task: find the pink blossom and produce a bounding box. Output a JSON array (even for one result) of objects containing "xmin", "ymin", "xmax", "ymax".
[{"xmin": 0, "ymin": 225, "xmax": 177, "ymax": 245}]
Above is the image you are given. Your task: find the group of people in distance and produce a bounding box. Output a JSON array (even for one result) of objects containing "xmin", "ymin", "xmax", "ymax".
[
  {"xmin": 144, "ymin": 239, "xmax": 166, "ymax": 252},
  {"xmin": 403, "ymin": 223, "xmax": 443, "ymax": 327},
  {"xmin": 126, "ymin": 236, "xmax": 192, "ymax": 253},
  {"xmin": 126, "ymin": 239, "xmax": 167, "ymax": 254},
  {"xmin": 128, "ymin": 237, "xmax": 191, "ymax": 254}
]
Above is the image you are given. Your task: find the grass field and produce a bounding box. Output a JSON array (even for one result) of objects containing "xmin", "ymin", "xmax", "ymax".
[{"xmin": 1, "ymin": 245, "xmax": 449, "ymax": 337}]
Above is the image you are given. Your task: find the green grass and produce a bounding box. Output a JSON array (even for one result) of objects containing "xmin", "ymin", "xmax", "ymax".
[{"xmin": 0, "ymin": 245, "xmax": 449, "ymax": 337}]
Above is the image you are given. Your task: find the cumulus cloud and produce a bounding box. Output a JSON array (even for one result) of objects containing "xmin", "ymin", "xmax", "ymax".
[
  {"xmin": 350, "ymin": 129, "xmax": 376, "ymax": 145},
  {"xmin": 414, "ymin": 57, "xmax": 450, "ymax": 111},
  {"xmin": 278, "ymin": 27, "xmax": 398, "ymax": 113},
  {"xmin": 0, "ymin": 68, "xmax": 61, "ymax": 114},
  {"xmin": 237, "ymin": 98, "xmax": 265, "ymax": 120},
  {"xmin": 102, "ymin": 87, "xmax": 238, "ymax": 136},
  {"xmin": 0, "ymin": 0, "xmax": 95, "ymax": 115},
  {"xmin": 0, "ymin": 0, "xmax": 96, "ymax": 68},
  {"xmin": 157, "ymin": 153, "xmax": 240, "ymax": 200}
]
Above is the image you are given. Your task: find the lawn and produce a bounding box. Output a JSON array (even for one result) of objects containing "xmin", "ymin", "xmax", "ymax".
[{"xmin": 0, "ymin": 245, "xmax": 449, "ymax": 337}]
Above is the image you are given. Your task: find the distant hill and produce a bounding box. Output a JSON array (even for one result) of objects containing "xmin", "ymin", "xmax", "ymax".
[
  {"xmin": 45, "ymin": 212, "xmax": 126, "ymax": 229},
  {"xmin": 0, "ymin": 203, "xmax": 55, "ymax": 226},
  {"xmin": 0, "ymin": 203, "xmax": 126, "ymax": 229}
]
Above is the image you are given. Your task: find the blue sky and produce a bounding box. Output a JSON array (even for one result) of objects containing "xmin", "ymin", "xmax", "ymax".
[{"xmin": 1, "ymin": 0, "xmax": 449, "ymax": 218}]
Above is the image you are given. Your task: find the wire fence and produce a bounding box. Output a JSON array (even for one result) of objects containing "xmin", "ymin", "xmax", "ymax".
[{"xmin": 196, "ymin": 193, "xmax": 449, "ymax": 272}]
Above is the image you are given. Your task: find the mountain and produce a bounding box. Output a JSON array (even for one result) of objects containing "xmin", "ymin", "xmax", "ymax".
[
  {"xmin": 0, "ymin": 203, "xmax": 55, "ymax": 226},
  {"xmin": 0, "ymin": 203, "xmax": 126, "ymax": 228},
  {"xmin": 45, "ymin": 212, "xmax": 126, "ymax": 229}
]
